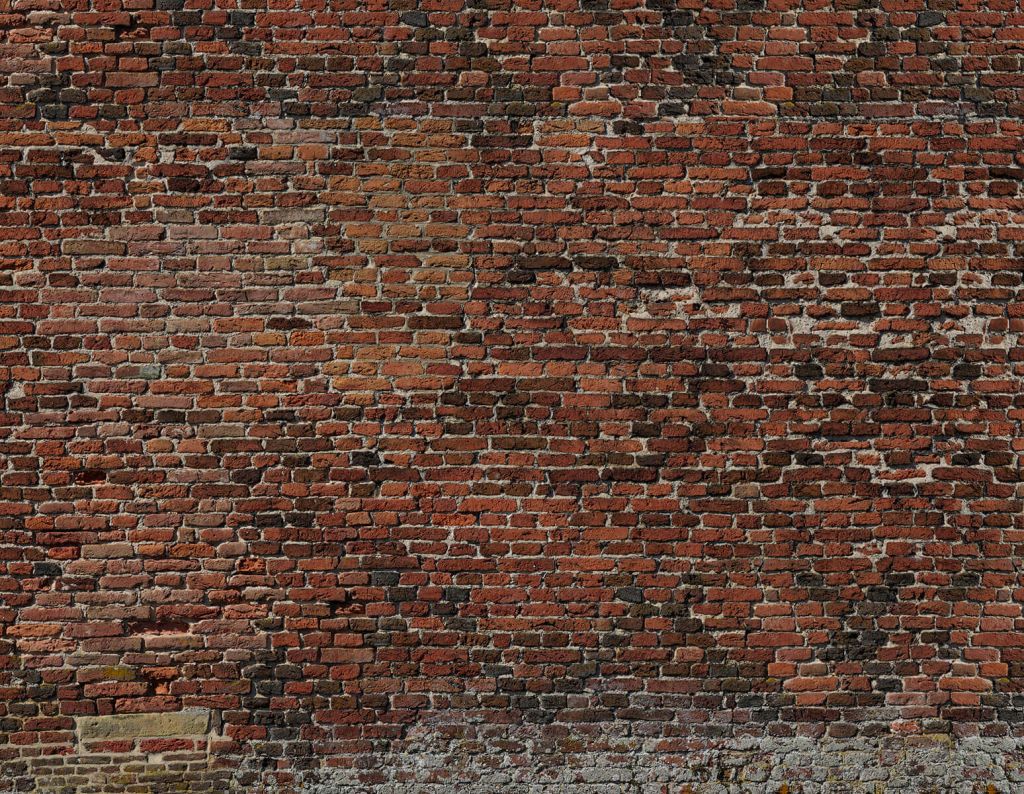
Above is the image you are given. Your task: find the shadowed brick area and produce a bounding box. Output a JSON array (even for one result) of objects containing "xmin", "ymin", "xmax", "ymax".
[{"xmin": 1, "ymin": 1, "xmax": 1023, "ymax": 792}]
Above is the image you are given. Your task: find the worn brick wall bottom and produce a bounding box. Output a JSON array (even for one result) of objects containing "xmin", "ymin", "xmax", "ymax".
[
  {"xmin": 7, "ymin": 723, "xmax": 1024, "ymax": 793},
  {"xmin": 10, "ymin": 733, "xmax": 1024, "ymax": 794}
]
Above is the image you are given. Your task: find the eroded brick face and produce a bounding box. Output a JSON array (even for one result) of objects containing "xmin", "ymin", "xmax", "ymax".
[{"xmin": 1, "ymin": 1, "xmax": 1023, "ymax": 792}]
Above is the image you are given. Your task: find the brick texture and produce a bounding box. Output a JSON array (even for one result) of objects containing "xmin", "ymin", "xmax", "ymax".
[{"xmin": 1, "ymin": 1, "xmax": 1024, "ymax": 792}]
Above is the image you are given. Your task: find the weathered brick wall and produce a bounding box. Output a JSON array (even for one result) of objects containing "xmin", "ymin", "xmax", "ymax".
[{"xmin": 1, "ymin": 1, "xmax": 1023, "ymax": 791}]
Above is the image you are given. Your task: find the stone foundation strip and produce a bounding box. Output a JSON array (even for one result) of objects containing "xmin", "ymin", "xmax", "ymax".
[
  {"xmin": 301, "ymin": 731, "xmax": 1024, "ymax": 794},
  {"xmin": 7, "ymin": 720, "xmax": 1024, "ymax": 792}
]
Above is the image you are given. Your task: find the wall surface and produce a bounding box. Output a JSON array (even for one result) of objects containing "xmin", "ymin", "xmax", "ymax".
[{"xmin": 1, "ymin": 0, "xmax": 1023, "ymax": 791}]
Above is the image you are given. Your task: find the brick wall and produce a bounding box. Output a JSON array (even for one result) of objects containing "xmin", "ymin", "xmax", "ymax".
[{"xmin": 1, "ymin": 1, "xmax": 1023, "ymax": 792}]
